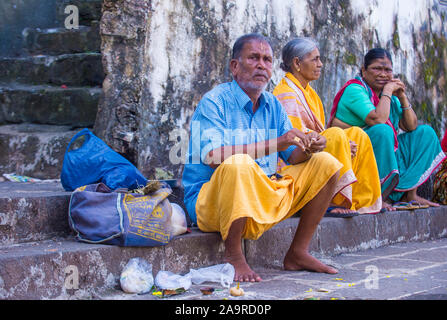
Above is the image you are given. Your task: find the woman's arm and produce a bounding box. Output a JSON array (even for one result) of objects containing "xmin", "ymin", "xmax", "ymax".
[
  {"xmin": 364, "ymin": 80, "xmax": 403, "ymax": 126},
  {"xmin": 395, "ymin": 87, "xmax": 418, "ymax": 132}
]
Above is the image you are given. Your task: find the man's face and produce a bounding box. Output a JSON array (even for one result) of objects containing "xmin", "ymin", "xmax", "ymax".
[{"xmin": 230, "ymin": 40, "xmax": 273, "ymax": 94}]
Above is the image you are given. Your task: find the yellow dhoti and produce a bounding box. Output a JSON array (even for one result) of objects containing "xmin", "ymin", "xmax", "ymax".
[{"xmin": 196, "ymin": 152, "xmax": 342, "ymax": 241}]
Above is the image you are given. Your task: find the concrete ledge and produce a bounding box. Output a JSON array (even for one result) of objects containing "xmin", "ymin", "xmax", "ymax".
[
  {"xmin": 0, "ymin": 230, "xmax": 225, "ymax": 300},
  {"xmin": 1, "ymin": 207, "xmax": 446, "ymax": 299},
  {"xmin": 245, "ymin": 207, "xmax": 447, "ymax": 269}
]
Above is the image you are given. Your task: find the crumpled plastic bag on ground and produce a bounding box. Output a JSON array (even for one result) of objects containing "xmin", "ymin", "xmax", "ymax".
[
  {"xmin": 155, "ymin": 271, "xmax": 192, "ymax": 290},
  {"xmin": 120, "ymin": 258, "xmax": 154, "ymax": 294},
  {"xmin": 154, "ymin": 263, "xmax": 235, "ymax": 290},
  {"xmin": 188, "ymin": 263, "xmax": 235, "ymax": 288}
]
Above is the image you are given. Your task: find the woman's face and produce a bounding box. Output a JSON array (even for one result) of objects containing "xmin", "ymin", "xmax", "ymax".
[
  {"xmin": 361, "ymin": 57, "xmax": 393, "ymax": 92},
  {"xmin": 293, "ymin": 48, "xmax": 323, "ymax": 81}
]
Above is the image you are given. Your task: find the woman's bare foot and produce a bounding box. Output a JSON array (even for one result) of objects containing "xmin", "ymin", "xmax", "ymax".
[
  {"xmin": 283, "ymin": 250, "xmax": 338, "ymax": 274},
  {"xmin": 327, "ymin": 203, "xmax": 357, "ymax": 215},
  {"xmin": 327, "ymin": 207, "xmax": 357, "ymax": 214},
  {"xmin": 225, "ymin": 253, "xmax": 262, "ymax": 282},
  {"xmin": 382, "ymin": 201, "xmax": 396, "ymax": 211},
  {"xmin": 402, "ymin": 190, "xmax": 440, "ymax": 207}
]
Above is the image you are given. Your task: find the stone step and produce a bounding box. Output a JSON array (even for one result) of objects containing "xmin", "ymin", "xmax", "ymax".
[
  {"xmin": 0, "ymin": 83, "xmax": 101, "ymax": 126},
  {"xmin": 0, "ymin": 53, "xmax": 104, "ymax": 86},
  {"xmin": 56, "ymin": 0, "xmax": 103, "ymax": 27},
  {"xmin": 0, "ymin": 181, "xmax": 73, "ymax": 246},
  {"xmin": 0, "ymin": 206, "xmax": 446, "ymax": 299},
  {"xmin": 0, "ymin": 124, "xmax": 79, "ymax": 180},
  {"xmin": 0, "ymin": 231, "xmax": 224, "ymax": 300},
  {"xmin": 23, "ymin": 23, "xmax": 100, "ymax": 56},
  {"xmin": 0, "ymin": 179, "xmax": 185, "ymax": 245}
]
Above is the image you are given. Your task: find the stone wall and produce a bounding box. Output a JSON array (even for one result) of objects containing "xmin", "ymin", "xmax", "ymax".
[{"xmin": 95, "ymin": 0, "xmax": 447, "ymax": 179}]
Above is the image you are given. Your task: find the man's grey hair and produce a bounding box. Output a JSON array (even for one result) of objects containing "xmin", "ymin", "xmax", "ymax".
[
  {"xmin": 232, "ymin": 33, "xmax": 273, "ymax": 60},
  {"xmin": 280, "ymin": 37, "xmax": 318, "ymax": 72}
]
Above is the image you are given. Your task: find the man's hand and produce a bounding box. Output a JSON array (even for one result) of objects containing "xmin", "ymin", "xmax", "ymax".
[
  {"xmin": 306, "ymin": 131, "xmax": 326, "ymax": 153},
  {"xmin": 277, "ymin": 128, "xmax": 311, "ymax": 152}
]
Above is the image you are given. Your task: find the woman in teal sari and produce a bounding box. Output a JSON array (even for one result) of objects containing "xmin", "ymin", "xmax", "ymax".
[{"xmin": 329, "ymin": 48, "xmax": 445, "ymax": 207}]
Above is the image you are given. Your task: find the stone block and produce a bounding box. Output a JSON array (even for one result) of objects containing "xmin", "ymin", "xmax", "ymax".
[
  {"xmin": 0, "ymin": 83, "xmax": 101, "ymax": 126},
  {"xmin": 0, "ymin": 53, "xmax": 103, "ymax": 86},
  {"xmin": 318, "ymin": 215, "xmax": 377, "ymax": 255},
  {"xmin": 0, "ymin": 180, "xmax": 72, "ymax": 245},
  {"xmin": 375, "ymin": 210, "xmax": 419, "ymax": 245},
  {"xmin": 23, "ymin": 24, "xmax": 100, "ymax": 55},
  {"xmin": 0, "ymin": 124, "xmax": 78, "ymax": 179}
]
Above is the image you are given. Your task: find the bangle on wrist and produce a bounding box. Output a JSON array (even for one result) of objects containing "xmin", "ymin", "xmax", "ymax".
[
  {"xmin": 401, "ymin": 104, "xmax": 412, "ymax": 111},
  {"xmin": 381, "ymin": 93, "xmax": 392, "ymax": 101}
]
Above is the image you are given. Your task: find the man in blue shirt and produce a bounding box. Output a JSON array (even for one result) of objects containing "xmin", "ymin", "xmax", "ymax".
[{"xmin": 182, "ymin": 33, "xmax": 342, "ymax": 282}]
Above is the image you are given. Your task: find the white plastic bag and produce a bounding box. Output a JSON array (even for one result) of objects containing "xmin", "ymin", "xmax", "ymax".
[
  {"xmin": 119, "ymin": 258, "xmax": 154, "ymax": 294},
  {"xmin": 170, "ymin": 203, "xmax": 188, "ymax": 236},
  {"xmin": 154, "ymin": 271, "xmax": 192, "ymax": 290},
  {"xmin": 187, "ymin": 263, "xmax": 235, "ymax": 288}
]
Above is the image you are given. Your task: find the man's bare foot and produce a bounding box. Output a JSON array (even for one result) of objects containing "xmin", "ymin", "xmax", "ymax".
[
  {"xmin": 283, "ymin": 250, "xmax": 338, "ymax": 274},
  {"xmin": 225, "ymin": 253, "xmax": 262, "ymax": 282}
]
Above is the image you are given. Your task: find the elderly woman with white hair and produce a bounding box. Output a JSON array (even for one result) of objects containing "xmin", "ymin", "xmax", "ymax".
[{"xmin": 273, "ymin": 37, "xmax": 388, "ymax": 214}]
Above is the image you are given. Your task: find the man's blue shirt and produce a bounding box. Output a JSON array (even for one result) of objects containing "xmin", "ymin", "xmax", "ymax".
[{"xmin": 182, "ymin": 80, "xmax": 297, "ymax": 224}]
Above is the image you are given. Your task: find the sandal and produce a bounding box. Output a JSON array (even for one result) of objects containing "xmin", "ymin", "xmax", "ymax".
[
  {"xmin": 408, "ymin": 200, "xmax": 429, "ymax": 209},
  {"xmin": 325, "ymin": 206, "xmax": 359, "ymax": 218},
  {"xmin": 392, "ymin": 201, "xmax": 417, "ymax": 211}
]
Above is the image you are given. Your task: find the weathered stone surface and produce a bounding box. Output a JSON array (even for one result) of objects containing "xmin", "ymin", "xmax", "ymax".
[
  {"xmin": 95, "ymin": 0, "xmax": 447, "ymax": 180},
  {"xmin": 1, "ymin": 205, "xmax": 445, "ymax": 299},
  {"xmin": 0, "ymin": 181, "xmax": 72, "ymax": 246},
  {"xmin": 93, "ymin": 0, "xmax": 151, "ymax": 166},
  {"xmin": 0, "ymin": 124, "xmax": 78, "ymax": 179},
  {"xmin": 56, "ymin": 0, "xmax": 103, "ymax": 27},
  {"xmin": 0, "ymin": 231, "xmax": 225, "ymax": 300},
  {"xmin": 0, "ymin": 83, "xmax": 101, "ymax": 126},
  {"xmin": 245, "ymin": 207, "xmax": 447, "ymax": 269},
  {"xmin": 23, "ymin": 23, "xmax": 101, "ymax": 56},
  {"xmin": 0, "ymin": 53, "xmax": 104, "ymax": 86},
  {"xmin": 0, "ymin": 180, "xmax": 187, "ymax": 244},
  {"xmin": 0, "ymin": 194, "xmax": 72, "ymax": 245}
]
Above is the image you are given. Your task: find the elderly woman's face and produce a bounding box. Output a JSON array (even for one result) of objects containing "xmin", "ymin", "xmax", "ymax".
[
  {"xmin": 294, "ymin": 48, "xmax": 323, "ymax": 81},
  {"xmin": 362, "ymin": 57, "xmax": 393, "ymax": 92}
]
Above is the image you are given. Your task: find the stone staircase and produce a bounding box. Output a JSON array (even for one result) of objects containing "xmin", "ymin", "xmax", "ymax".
[{"xmin": 0, "ymin": 0, "xmax": 103, "ymax": 179}]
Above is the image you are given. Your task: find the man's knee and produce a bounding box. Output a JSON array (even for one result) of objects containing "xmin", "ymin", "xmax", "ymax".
[{"xmin": 218, "ymin": 154, "xmax": 258, "ymax": 178}]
